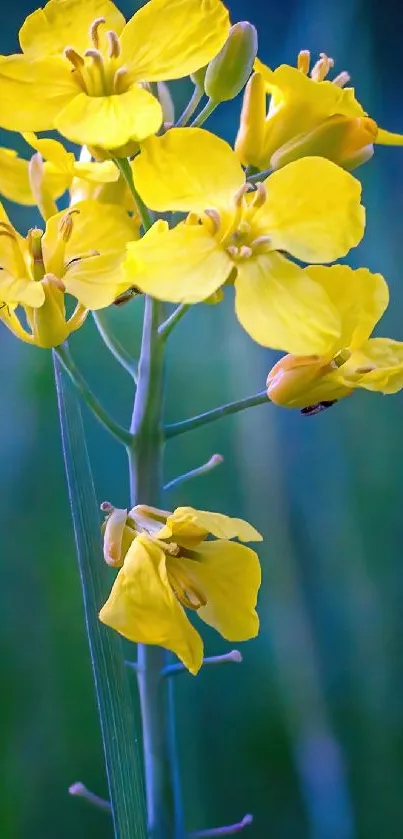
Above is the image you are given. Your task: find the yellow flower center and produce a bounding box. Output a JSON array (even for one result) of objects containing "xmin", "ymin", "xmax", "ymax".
[
  {"xmin": 201, "ymin": 181, "xmax": 272, "ymax": 263},
  {"xmin": 297, "ymin": 50, "xmax": 350, "ymax": 88},
  {"xmin": 64, "ymin": 17, "xmax": 131, "ymax": 97},
  {"xmin": 167, "ymin": 559, "xmax": 207, "ymax": 611}
]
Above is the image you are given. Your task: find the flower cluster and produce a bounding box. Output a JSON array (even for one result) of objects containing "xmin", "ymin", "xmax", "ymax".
[{"xmin": 1, "ymin": 0, "xmax": 403, "ymax": 666}]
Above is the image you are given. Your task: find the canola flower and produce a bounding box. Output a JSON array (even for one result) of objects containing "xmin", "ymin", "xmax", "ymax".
[
  {"xmin": 235, "ymin": 50, "xmax": 403, "ymax": 171},
  {"xmin": 0, "ymin": 0, "xmax": 230, "ymax": 150},
  {"xmin": 99, "ymin": 503, "xmax": 262, "ymax": 675},
  {"xmin": 0, "ymin": 200, "xmax": 136, "ymax": 347},
  {"xmin": 124, "ymin": 127, "xmax": 365, "ymax": 354},
  {"xmin": 266, "ymin": 265, "xmax": 403, "ymax": 410}
]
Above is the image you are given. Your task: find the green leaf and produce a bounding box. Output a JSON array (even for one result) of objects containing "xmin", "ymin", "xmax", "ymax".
[{"xmin": 53, "ymin": 352, "xmax": 147, "ymax": 839}]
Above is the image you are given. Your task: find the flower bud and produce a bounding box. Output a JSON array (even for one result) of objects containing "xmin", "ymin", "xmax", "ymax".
[
  {"xmin": 270, "ymin": 115, "xmax": 377, "ymax": 171},
  {"xmin": 267, "ymin": 354, "xmax": 330, "ymax": 407},
  {"xmin": 204, "ymin": 22, "xmax": 258, "ymax": 103},
  {"xmin": 234, "ymin": 71, "xmax": 267, "ymax": 167}
]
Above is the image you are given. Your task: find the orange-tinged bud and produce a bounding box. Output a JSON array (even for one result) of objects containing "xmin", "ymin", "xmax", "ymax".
[
  {"xmin": 235, "ymin": 71, "xmax": 267, "ymax": 167},
  {"xmin": 205, "ymin": 22, "xmax": 258, "ymax": 103},
  {"xmin": 266, "ymin": 354, "xmax": 331, "ymax": 407},
  {"xmin": 270, "ymin": 115, "xmax": 378, "ymax": 171}
]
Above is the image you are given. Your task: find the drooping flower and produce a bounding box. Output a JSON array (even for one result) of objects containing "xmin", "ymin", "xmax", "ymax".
[
  {"xmin": 0, "ymin": 133, "xmax": 119, "ymax": 215},
  {"xmin": 99, "ymin": 502, "xmax": 262, "ymax": 675},
  {"xmin": 0, "ymin": 199, "xmax": 137, "ymax": 347},
  {"xmin": 266, "ymin": 265, "xmax": 403, "ymax": 411},
  {"xmin": 235, "ymin": 51, "xmax": 403, "ymax": 171},
  {"xmin": 124, "ymin": 127, "xmax": 365, "ymax": 355},
  {"xmin": 0, "ymin": 0, "xmax": 230, "ymax": 150}
]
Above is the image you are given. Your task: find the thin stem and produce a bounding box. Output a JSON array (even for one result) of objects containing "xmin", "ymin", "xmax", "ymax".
[
  {"xmin": 189, "ymin": 815, "xmax": 253, "ymax": 838},
  {"xmin": 159, "ymin": 304, "xmax": 190, "ymax": 341},
  {"xmin": 69, "ymin": 782, "xmax": 112, "ymax": 813},
  {"xmin": 190, "ymin": 98, "xmax": 218, "ymax": 128},
  {"xmin": 55, "ymin": 344, "xmax": 132, "ymax": 446},
  {"xmin": 175, "ymin": 87, "xmax": 204, "ymax": 127},
  {"xmin": 114, "ymin": 157, "xmax": 154, "ymax": 232},
  {"xmin": 164, "ymin": 453, "xmax": 223, "ymax": 491},
  {"xmin": 165, "ymin": 391, "xmax": 269, "ymax": 439},
  {"xmin": 127, "ymin": 296, "xmax": 183, "ymax": 839},
  {"xmin": 247, "ymin": 168, "xmax": 271, "ymax": 184},
  {"xmin": 162, "ymin": 650, "xmax": 242, "ymax": 678},
  {"xmin": 93, "ymin": 311, "xmax": 138, "ymax": 381}
]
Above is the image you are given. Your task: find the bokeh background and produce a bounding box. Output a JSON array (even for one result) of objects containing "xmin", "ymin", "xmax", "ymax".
[{"xmin": 1, "ymin": 0, "xmax": 403, "ymax": 837}]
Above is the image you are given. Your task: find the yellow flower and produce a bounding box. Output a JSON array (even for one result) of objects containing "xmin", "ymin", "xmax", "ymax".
[
  {"xmin": 0, "ymin": 0, "xmax": 230, "ymax": 150},
  {"xmin": 266, "ymin": 265, "xmax": 403, "ymax": 411},
  {"xmin": 0, "ymin": 133, "xmax": 119, "ymax": 215},
  {"xmin": 124, "ymin": 127, "xmax": 365, "ymax": 354},
  {"xmin": 235, "ymin": 51, "xmax": 403, "ymax": 171},
  {"xmin": 99, "ymin": 503, "xmax": 262, "ymax": 675},
  {"xmin": 0, "ymin": 199, "xmax": 137, "ymax": 347}
]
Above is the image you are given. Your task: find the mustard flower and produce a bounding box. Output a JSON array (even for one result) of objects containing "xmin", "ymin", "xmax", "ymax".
[
  {"xmin": 266, "ymin": 265, "xmax": 403, "ymax": 410},
  {"xmin": 235, "ymin": 51, "xmax": 403, "ymax": 171},
  {"xmin": 0, "ymin": 200, "xmax": 137, "ymax": 347},
  {"xmin": 99, "ymin": 503, "xmax": 262, "ymax": 675},
  {"xmin": 0, "ymin": 0, "xmax": 230, "ymax": 150},
  {"xmin": 124, "ymin": 127, "xmax": 365, "ymax": 355}
]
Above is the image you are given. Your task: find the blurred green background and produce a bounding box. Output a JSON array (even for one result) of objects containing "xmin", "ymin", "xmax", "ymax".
[{"xmin": 1, "ymin": 1, "xmax": 403, "ymax": 837}]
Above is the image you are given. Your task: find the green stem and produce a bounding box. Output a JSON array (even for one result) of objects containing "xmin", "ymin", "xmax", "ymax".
[
  {"xmin": 175, "ymin": 86, "xmax": 204, "ymax": 127},
  {"xmin": 55, "ymin": 344, "xmax": 132, "ymax": 446},
  {"xmin": 190, "ymin": 98, "xmax": 218, "ymax": 128},
  {"xmin": 127, "ymin": 297, "xmax": 182, "ymax": 839},
  {"xmin": 92, "ymin": 311, "xmax": 138, "ymax": 380},
  {"xmin": 165, "ymin": 391, "xmax": 269, "ymax": 439},
  {"xmin": 159, "ymin": 304, "xmax": 190, "ymax": 341},
  {"xmin": 247, "ymin": 168, "xmax": 272, "ymax": 184},
  {"xmin": 114, "ymin": 157, "xmax": 154, "ymax": 231}
]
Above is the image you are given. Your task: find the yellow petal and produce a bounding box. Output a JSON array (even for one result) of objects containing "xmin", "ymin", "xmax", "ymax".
[
  {"xmin": 174, "ymin": 540, "xmax": 261, "ymax": 641},
  {"xmin": 258, "ymin": 156, "xmax": 365, "ymax": 263},
  {"xmin": 162, "ymin": 506, "xmax": 263, "ymax": 544},
  {"xmin": 133, "ymin": 129, "xmax": 245, "ymax": 213},
  {"xmin": 337, "ymin": 338, "xmax": 403, "ymax": 394},
  {"xmin": 99, "ymin": 534, "xmax": 204, "ymax": 675},
  {"xmin": 24, "ymin": 132, "xmax": 74, "ymax": 173},
  {"xmin": 19, "ymin": 0, "xmax": 125, "ymax": 57},
  {"xmin": 234, "ymin": 252, "xmax": 340, "ymax": 354},
  {"xmin": 0, "ymin": 202, "xmax": 29, "ymax": 278},
  {"xmin": 0, "ymin": 270, "xmax": 45, "ymax": 307},
  {"xmin": 0, "ymin": 147, "xmax": 33, "ymax": 205},
  {"xmin": 0, "ymin": 55, "xmax": 77, "ymax": 132},
  {"xmin": 303, "ymin": 265, "xmax": 389, "ymax": 351},
  {"xmin": 376, "ymin": 127, "xmax": 403, "ymax": 146},
  {"xmin": 55, "ymin": 86, "xmax": 163, "ymax": 148},
  {"xmin": 42, "ymin": 199, "xmax": 137, "ymax": 275},
  {"xmin": 124, "ymin": 221, "xmax": 232, "ymax": 303},
  {"xmin": 64, "ymin": 250, "xmax": 133, "ymax": 309},
  {"xmin": 120, "ymin": 0, "xmax": 229, "ymax": 82}
]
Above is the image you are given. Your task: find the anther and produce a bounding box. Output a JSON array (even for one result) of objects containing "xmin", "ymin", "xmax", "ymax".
[
  {"xmin": 100, "ymin": 501, "xmax": 114, "ymax": 513},
  {"xmin": 227, "ymin": 245, "xmax": 239, "ymax": 258},
  {"xmin": 59, "ymin": 209, "xmax": 80, "ymax": 242},
  {"xmin": 355, "ymin": 365, "xmax": 376, "ymax": 374},
  {"xmin": 233, "ymin": 182, "xmax": 250, "ymax": 207},
  {"xmin": 239, "ymin": 245, "xmax": 253, "ymax": 259},
  {"xmin": 250, "ymin": 235, "xmax": 272, "ymax": 252},
  {"xmin": 113, "ymin": 66, "xmax": 128, "ymax": 93},
  {"xmin": 332, "ymin": 348, "xmax": 351, "ymax": 368},
  {"xmin": 204, "ymin": 209, "xmax": 222, "ymax": 235},
  {"xmin": 107, "ymin": 30, "xmax": 121, "ymax": 59},
  {"xmin": 332, "ymin": 71, "xmax": 351, "ymax": 88},
  {"xmin": 311, "ymin": 53, "xmax": 334, "ymax": 82},
  {"xmin": 84, "ymin": 48, "xmax": 104, "ymax": 69},
  {"xmin": 298, "ymin": 50, "xmax": 311, "ymax": 74},
  {"xmin": 64, "ymin": 47, "xmax": 84, "ymax": 68},
  {"xmin": 89, "ymin": 17, "xmax": 106, "ymax": 49}
]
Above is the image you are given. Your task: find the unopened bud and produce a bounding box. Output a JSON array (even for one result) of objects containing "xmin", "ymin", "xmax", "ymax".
[
  {"xmin": 266, "ymin": 354, "xmax": 329, "ymax": 408},
  {"xmin": 234, "ymin": 71, "xmax": 266, "ymax": 167},
  {"xmin": 190, "ymin": 65, "xmax": 207, "ymax": 89},
  {"xmin": 204, "ymin": 22, "xmax": 258, "ymax": 103},
  {"xmin": 270, "ymin": 115, "xmax": 377, "ymax": 171}
]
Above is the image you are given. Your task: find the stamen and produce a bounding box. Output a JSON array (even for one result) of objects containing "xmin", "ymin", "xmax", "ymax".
[
  {"xmin": 59, "ymin": 208, "xmax": 80, "ymax": 243},
  {"xmin": 89, "ymin": 17, "xmax": 106, "ymax": 49},
  {"xmin": 226, "ymin": 245, "xmax": 239, "ymax": 258},
  {"xmin": 238, "ymin": 245, "xmax": 253, "ymax": 259},
  {"xmin": 298, "ymin": 50, "xmax": 311, "ymax": 74},
  {"xmin": 113, "ymin": 66, "xmax": 131, "ymax": 97},
  {"xmin": 107, "ymin": 30, "xmax": 121, "ymax": 59},
  {"xmin": 233, "ymin": 182, "xmax": 250, "ymax": 207},
  {"xmin": 355, "ymin": 365, "xmax": 376, "ymax": 374},
  {"xmin": 250, "ymin": 235, "xmax": 272, "ymax": 252},
  {"xmin": 84, "ymin": 48, "xmax": 105, "ymax": 69},
  {"xmin": 311, "ymin": 53, "xmax": 334, "ymax": 82},
  {"xmin": 64, "ymin": 46, "xmax": 84, "ymax": 68},
  {"xmin": 168, "ymin": 565, "xmax": 207, "ymax": 610},
  {"xmin": 332, "ymin": 71, "xmax": 351, "ymax": 88},
  {"xmin": 43, "ymin": 272, "xmax": 66, "ymax": 292},
  {"xmin": 204, "ymin": 209, "xmax": 222, "ymax": 235},
  {"xmin": 251, "ymin": 181, "xmax": 267, "ymax": 208},
  {"xmin": 333, "ymin": 348, "xmax": 351, "ymax": 368}
]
